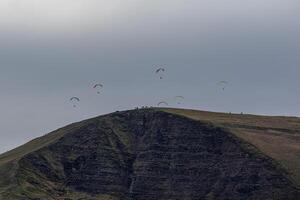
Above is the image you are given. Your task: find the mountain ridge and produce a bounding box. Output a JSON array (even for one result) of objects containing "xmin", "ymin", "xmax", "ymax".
[{"xmin": 0, "ymin": 108, "xmax": 299, "ymax": 199}]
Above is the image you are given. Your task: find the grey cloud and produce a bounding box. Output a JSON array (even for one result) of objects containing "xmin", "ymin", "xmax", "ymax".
[{"xmin": 0, "ymin": 0, "xmax": 299, "ymax": 153}]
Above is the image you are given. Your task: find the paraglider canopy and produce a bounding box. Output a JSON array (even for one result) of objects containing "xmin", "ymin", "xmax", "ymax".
[
  {"xmin": 174, "ymin": 96, "xmax": 185, "ymax": 104},
  {"xmin": 93, "ymin": 83, "xmax": 104, "ymax": 94},
  {"xmin": 93, "ymin": 83, "xmax": 103, "ymax": 88},
  {"xmin": 155, "ymin": 68, "xmax": 165, "ymax": 73},
  {"xmin": 70, "ymin": 97, "xmax": 80, "ymax": 108},
  {"xmin": 217, "ymin": 81, "xmax": 229, "ymax": 91},
  {"xmin": 155, "ymin": 67, "xmax": 165, "ymax": 79},
  {"xmin": 70, "ymin": 97, "xmax": 80, "ymax": 101},
  {"xmin": 157, "ymin": 101, "xmax": 169, "ymax": 107}
]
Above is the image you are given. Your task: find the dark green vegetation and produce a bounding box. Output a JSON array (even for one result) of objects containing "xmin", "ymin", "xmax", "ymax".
[{"xmin": 0, "ymin": 109, "xmax": 299, "ymax": 199}]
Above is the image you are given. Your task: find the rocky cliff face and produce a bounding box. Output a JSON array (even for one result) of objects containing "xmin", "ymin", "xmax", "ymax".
[{"xmin": 1, "ymin": 109, "xmax": 299, "ymax": 199}]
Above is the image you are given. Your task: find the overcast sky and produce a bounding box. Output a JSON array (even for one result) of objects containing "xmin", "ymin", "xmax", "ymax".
[{"xmin": 0, "ymin": 0, "xmax": 299, "ymax": 153}]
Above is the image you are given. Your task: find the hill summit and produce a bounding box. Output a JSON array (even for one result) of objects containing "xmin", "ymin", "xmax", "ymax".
[{"xmin": 0, "ymin": 108, "xmax": 299, "ymax": 199}]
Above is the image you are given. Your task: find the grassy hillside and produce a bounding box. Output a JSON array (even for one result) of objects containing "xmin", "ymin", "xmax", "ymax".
[
  {"xmin": 0, "ymin": 118, "xmax": 98, "ymax": 166},
  {"xmin": 0, "ymin": 115, "xmax": 123, "ymax": 200},
  {"xmin": 161, "ymin": 108, "xmax": 300, "ymax": 187},
  {"xmin": 0, "ymin": 108, "xmax": 299, "ymax": 199}
]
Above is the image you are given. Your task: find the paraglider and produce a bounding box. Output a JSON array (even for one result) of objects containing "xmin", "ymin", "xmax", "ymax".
[
  {"xmin": 217, "ymin": 81, "xmax": 229, "ymax": 91},
  {"xmin": 157, "ymin": 101, "xmax": 169, "ymax": 107},
  {"xmin": 174, "ymin": 96, "xmax": 185, "ymax": 105},
  {"xmin": 155, "ymin": 67, "xmax": 165, "ymax": 79},
  {"xmin": 93, "ymin": 83, "xmax": 103, "ymax": 94},
  {"xmin": 70, "ymin": 97, "xmax": 80, "ymax": 108}
]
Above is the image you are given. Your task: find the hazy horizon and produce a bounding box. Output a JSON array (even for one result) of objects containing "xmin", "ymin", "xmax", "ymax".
[{"xmin": 0, "ymin": 0, "xmax": 299, "ymax": 153}]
